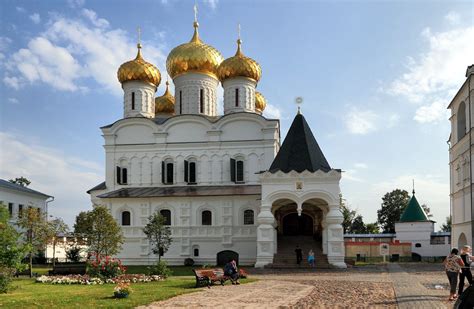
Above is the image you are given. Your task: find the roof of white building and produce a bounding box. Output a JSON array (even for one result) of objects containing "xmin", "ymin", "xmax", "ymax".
[{"xmin": 0, "ymin": 179, "xmax": 52, "ymax": 198}]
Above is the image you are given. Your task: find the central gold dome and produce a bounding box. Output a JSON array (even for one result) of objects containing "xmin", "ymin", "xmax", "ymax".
[
  {"xmin": 217, "ymin": 39, "xmax": 261, "ymax": 82},
  {"xmin": 166, "ymin": 22, "xmax": 223, "ymax": 79}
]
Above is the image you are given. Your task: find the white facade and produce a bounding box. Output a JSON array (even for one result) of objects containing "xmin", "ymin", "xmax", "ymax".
[
  {"xmin": 448, "ymin": 65, "xmax": 474, "ymax": 249},
  {"xmin": 122, "ymin": 81, "xmax": 157, "ymax": 118},
  {"xmin": 0, "ymin": 179, "xmax": 52, "ymax": 223},
  {"xmin": 395, "ymin": 221, "xmax": 451, "ymax": 257},
  {"xmin": 173, "ymin": 73, "xmax": 219, "ymax": 116},
  {"xmin": 45, "ymin": 236, "xmax": 88, "ymax": 262},
  {"xmin": 223, "ymin": 77, "xmax": 257, "ymax": 114}
]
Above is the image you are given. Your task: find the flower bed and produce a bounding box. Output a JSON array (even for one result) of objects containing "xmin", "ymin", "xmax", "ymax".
[{"xmin": 36, "ymin": 274, "xmax": 163, "ymax": 285}]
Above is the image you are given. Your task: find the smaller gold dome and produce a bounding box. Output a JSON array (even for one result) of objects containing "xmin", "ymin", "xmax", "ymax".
[
  {"xmin": 166, "ymin": 22, "xmax": 224, "ymax": 79},
  {"xmin": 155, "ymin": 81, "xmax": 175, "ymax": 115},
  {"xmin": 255, "ymin": 92, "xmax": 266, "ymax": 114},
  {"xmin": 117, "ymin": 44, "xmax": 161, "ymax": 87},
  {"xmin": 217, "ymin": 39, "xmax": 261, "ymax": 82}
]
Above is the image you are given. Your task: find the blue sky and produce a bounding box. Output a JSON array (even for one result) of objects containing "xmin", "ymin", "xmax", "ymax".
[{"xmin": 1, "ymin": 0, "xmax": 473, "ymax": 227}]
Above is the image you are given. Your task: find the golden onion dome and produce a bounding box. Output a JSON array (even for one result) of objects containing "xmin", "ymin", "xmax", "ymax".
[
  {"xmin": 155, "ymin": 81, "xmax": 175, "ymax": 115},
  {"xmin": 255, "ymin": 91, "xmax": 266, "ymax": 114},
  {"xmin": 117, "ymin": 43, "xmax": 161, "ymax": 87},
  {"xmin": 217, "ymin": 39, "xmax": 261, "ymax": 82},
  {"xmin": 166, "ymin": 22, "xmax": 224, "ymax": 79}
]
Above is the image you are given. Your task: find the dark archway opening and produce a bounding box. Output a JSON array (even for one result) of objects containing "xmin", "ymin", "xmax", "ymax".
[
  {"xmin": 282, "ymin": 213, "xmax": 313, "ymax": 236},
  {"xmin": 216, "ymin": 250, "xmax": 239, "ymax": 266}
]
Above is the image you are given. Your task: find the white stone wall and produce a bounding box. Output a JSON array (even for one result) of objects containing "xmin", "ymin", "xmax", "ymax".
[
  {"xmin": 395, "ymin": 221, "xmax": 450, "ymax": 257},
  {"xmin": 122, "ymin": 81, "xmax": 156, "ymax": 118},
  {"xmin": 173, "ymin": 73, "xmax": 219, "ymax": 116},
  {"xmin": 222, "ymin": 77, "xmax": 256, "ymax": 114},
  {"xmin": 103, "ymin": 195, "xmax": 259, "ymax": 265},
  {"xmin": 0, "ymin": 187, "xmax": 50, "ymax": 224}
]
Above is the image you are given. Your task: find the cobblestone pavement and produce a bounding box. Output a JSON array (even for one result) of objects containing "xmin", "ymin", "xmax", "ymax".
[{"xmin": 140, "ymin": 264, "xmax": 454, "ymax": 308}]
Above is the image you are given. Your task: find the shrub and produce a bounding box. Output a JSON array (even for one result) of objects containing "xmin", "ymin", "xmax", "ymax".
[
  {"xmin": 0, "ymin": 268, "xmax": 15, "ymax": 293},
  {"xmin": 148, "ymin": 260, "xmax": 172, "ymax": 278},
  {"xmin": 33, "ymin": 251, "xmax": 47, "ymax": 264},
  {"xmin": 66, "ymin": 246, "xmax": 82, "ymax": 262},
  {"xmin": 87, "ymin": 254, "xmax": 126, "ymax": 278},
  {"xmin": 184, "ymin": 258, "xmax": 194, "ymax": 266}
]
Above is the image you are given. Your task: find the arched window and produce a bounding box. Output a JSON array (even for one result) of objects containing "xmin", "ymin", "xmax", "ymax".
[
  {"xmin": 185, "ymin": 159, "xmax": 197, "ymax": 184},
  {"xmin": 415, "ymin": 243, "xmax": 421, "ymax": 248},
  {"xmin": 235, "ymin": 88, "xmax": 239, "ymax": 107},
  {"xmin": 122, "ymin": 211, "xmax": 131, "ymax": 226},
  {"xmin": 162, "ymin": 159, "xmax": 174, "ymax": 184},
  {"xmin": 194, "ymin": 248, "xmax": 199, "ymax": 257},
  {"xmin": 179, "ymin": 91, "xmax": 183, "ymax": 114},
  {"xmin": 116, "ymin": 166, "xmax": 128, "ymax": 184},
  {"xmin": 244, "ymin": 209, "xmax": 254, "ymax": 225},
  {"xmin": 200, "ymin": 89, "xmax": 204, "ymax": 113},
  {"xmin": 202, "ymin": 210, "xmax": 212, "ymax": 225},
  {"xmin": 457, "ymin": 102, "xmax": 467, "ymax": 142},
  {"xmin": 160, "ymin": 209, "xmax": 171, "ymax": 225},
  {"xmin": 131, "ymin": 92, "xmax": 135, "ymax": 110},
  {"xmin": 230, "ymin": 158, "xmax": 245, "ymax": 183}
]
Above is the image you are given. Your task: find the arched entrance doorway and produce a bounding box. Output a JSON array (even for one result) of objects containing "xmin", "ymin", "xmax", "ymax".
[{"xmin": 282, "ymin": 213, "xmax": 313, "ymax": 235}]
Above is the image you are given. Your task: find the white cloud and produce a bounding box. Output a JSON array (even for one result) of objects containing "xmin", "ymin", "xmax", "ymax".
[
  {"xmin": 389, "ymin": 24, "xmax": 474, "ymax": 123},
  {"xmin": 3, "ymin": 10, "xmax": 166, "ymax": 95},
  {"xmin": 445, "ymin": 11, "xmax": 460, "ymax": 26},
  {"xmin": 345, "ymin": 108, "xmax": 377, "ymax": 135},
  {"xmin": 81, "ymin": 9, "xmax": 109, "ymax": 28},
  {"xmin": 354, "ymin": 163, "xmax": 368, "ymax": 169},
  {"xmin": 387, "ymin": 114, "xmax": 400, "ymax": 128},
  {"xmin": 16, "ymin": 7, "xmax": 26, "ymax": 13},
  {"xmin": 203, "ymin": 0, "xmax": 219, "ymax": 10},
  {"xmin": 0, "ymin": 132, "xmax": 102, "ymax": 226},
  {"xmin": 343, "ymin": 169, "xmax": 363, "ymax": 182},
  {"xmin": 67, "ymin": 0, "xmax": 85, "ymax": 8},
  {"xmin": 414, "ymin": 100, "xmax": 449, "ymax": 123},
  {"xmin": 29, "ymin": 13, "xmax": 41, "ymax": 24},
  {"xmin": 7, "ymin": 98, "xmax": 19, "ymax": 104},
  {"xmin": 0, "ymin": 36, "xmax": 11, "ymax": 60},
  {"xmin": 263, "ymin": 103, "xmax": 282, "ymax": 119}
]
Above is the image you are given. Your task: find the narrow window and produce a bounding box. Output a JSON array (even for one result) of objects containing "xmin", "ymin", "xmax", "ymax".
[
  {"xmin": 230, "ymin": 158, "xmax": 236, "ymax": 182},
  {"xmin": 202, "ymin": 210, "xmax": 212, "ymax": 225},
  {"xmin": 244, "ymin": 210, "xmax": 254, "ymax": 225},
  {"xmin": 200, "ymin": 89, "xmax": 204, "ymax": 113},
  {"xmin": 194, "ymin": 248, "xmax": 199, "ymax": 257},
  {"xmin": 131, "ymin": 92, "xmax": 135, "ymax": 110},
  {"xmin": 457, "ymin": 102, "xmax": 467, "ymax": 142},
  {"xmin": 189, "ymin": 162, "xmax": 196, "ymax": 183},
  {"xmin": 163, "ymin": 162, "xmax": 174, "ymax": 184},
  {"xmin": 235, "ymin": 88, "xmax": 239, "ymax": 107},
  {"xmin": 236, "ymin": 160, "xmax": 244, "ymax": 182},
  {"xmin": 160, "ymin": 209, "xmax": 171, "ymax": 225},
  {"xmin": 122, "ymin": 211, "xmax": 131, "ymax": 226},
  {"xmin": 116, "ymin": 167, "xmax": 128, "ymax": 184},
  {"xmin": 122, "ymin": 168, "xmax": 128, "ymax": 184},
  {"xmin": 18, "ymin": 204, "xmax": 23, "ymax": 218},
  {"xmin": 180, "ymin": 91, "xmax": 183, "ymax": 113},
  {"xmin": 8, "ymin": 203, "xmax": 13, "ymax": 218}
]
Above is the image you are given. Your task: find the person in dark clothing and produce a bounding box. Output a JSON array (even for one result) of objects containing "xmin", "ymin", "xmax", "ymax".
[
  {"xmin": 458, "ymin": 245, "xmax": 473, "ymax": 296},
  {"xmin": 224, "ymin": 260, "xmax": 240, "ymax": 284},
  {"xmin": 295, "ymin": 245, "xmax": 303, "ymax": 265}
]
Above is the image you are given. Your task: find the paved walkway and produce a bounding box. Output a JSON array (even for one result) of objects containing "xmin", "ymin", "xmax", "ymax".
[{"xmin": 387, "ymin": 264, "xmax": 447, "ymax": 309}]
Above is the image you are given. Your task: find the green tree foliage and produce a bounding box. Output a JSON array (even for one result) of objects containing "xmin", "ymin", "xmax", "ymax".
[
  {"xmin": 81, "ymin": 206, "xmax": 123, "ymax": 256},
  {"xmin": 441, "ymin": 216, "xmax": 451, "ymax": 232},
  {"xmin": 73, "ymin": 211, "xmax": 93, "ymax": 236},
  {"xmin": 0, "ymin": 203, "xmax": 28, "ymax": 291},
  {"xmin": 66, "ymin": 246, "xmax": 82, "ymax": 262},
  {"xmin": 421, "ymin": 204, "xmax": 433, "ymax": 219},
  {"xmin": 46, "ymin": 218, "xmax": 69, "ymax": 267},
  {"xmin": 377, "ymin": 189, "xmax": 410, "ymax": 233},
  {"xmin": 339, "ymin": 195, "xmax": 356, "ymax": 233},
  {"xmin": 349, "ymin": 215, "xmax": 367, "ymax": 233},
  {"xmin": 143, "ymin": 212, "xmax": 172, "ymax": 262},
  {"xmin": 365, "ymin": 223, "xmax": 380, "ymax": 234},
  {"xmin": 8, "ymin": 177, "xmax": 31, "ymax": 187},
  {"xmin": 16, "ymin": 206, "xmax": 49, "ymax": 277}
]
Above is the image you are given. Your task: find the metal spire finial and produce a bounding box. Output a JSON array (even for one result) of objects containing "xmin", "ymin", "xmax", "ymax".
[
  {"xmin": 238, "ymin": 23, "xmax": 241, "ymax": 40},
  {"xmin": 137, "ymin": 26, "xmax": 142, "ymax": 48},
  {"xmin": 295, "ymin": 97, "xmax": 303, "ymax": 114},
  {"xmin": 194, "ymin": 3, "xmax": 198, "ymax": 23},
  {"xmin": 412, "ymin": 179, "xmax": 415, "ymax": 195}
]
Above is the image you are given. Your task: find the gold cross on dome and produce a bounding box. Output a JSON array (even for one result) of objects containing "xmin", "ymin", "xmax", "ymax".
[
  {"xmin": 137, "ymin": 26, "xmax": 141, "ymax": 44},
  {"xmin": 194, "ymin": 3, "xmax": 198, "ymax": 22}
]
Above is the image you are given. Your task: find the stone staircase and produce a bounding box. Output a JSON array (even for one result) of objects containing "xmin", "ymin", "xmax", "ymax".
[{"xmin": 265, "ymin": 235, "xmax": 331, "ymax": 269}]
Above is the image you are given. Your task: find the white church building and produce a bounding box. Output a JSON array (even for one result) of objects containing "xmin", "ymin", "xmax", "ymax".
[{"xmin": 88, "ymin": 18, "xmax": 346, "ymax": 268}]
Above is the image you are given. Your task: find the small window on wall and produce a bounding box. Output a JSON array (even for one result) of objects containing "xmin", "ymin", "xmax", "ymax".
[
  {"xmin": 160, "ymin": 209, "xmax": 171, "ymax": 225},
  {"xmin": 235, "ymin": 88, "xmax": 239, "ymax": 107},
  {"xmin": 131, "ymin": 92, "xmax": 135, "ymax": 110},
  {"xmin": 243, "ymin": 210, "xmax": 254, "ymax": 225},
  {"xmin": 202, "ymin": 210, "xmax": 212, "ymax": 225},
  {"xmin": 161, "ymin": 161, "xmax": 174, "ymax": 184},
  {"xmin": 199, "ymin": 89, "xmax": 204, "ymax": 113},
  {"xmin": 8, "ymin": 203, "xmax": 13, "ymax": 218},
  {"xmin": 415, "ymin": 243, "xmax": 422, "ymax": 248},
  {"xmin": 184, "ymin": 160, "xmax": 197, "ymax": 184},
  {"xmin": 122, "ymin": 211, "xmax": 131, "ymax": 226},
  {"xmin": 194, "ymin": 248, "xmax": 199, "ymax": 257},
  {"xmin": 230, "ymin": 158, "xmax": 244, "ymax": 183},
  {"xmin": 116, "ymin": 166, "xmax": 128, "ymax": 185},
  {"xmin": 179, "ymin": 91, "xmax": 182, "ymax": 114},
  {"xmin": 18, "ymin": 204, "xmax": 23, "ymax": 218}
]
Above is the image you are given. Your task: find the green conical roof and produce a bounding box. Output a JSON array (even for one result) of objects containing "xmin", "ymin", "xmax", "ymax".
[{"xmin": 399, "ymin": 194, "xmax": 429, "ymax": 222}]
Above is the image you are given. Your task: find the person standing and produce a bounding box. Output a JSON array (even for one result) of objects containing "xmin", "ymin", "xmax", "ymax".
[
  {"xmin": 444, "ymin": 248, "xmax": 465, "ymax": 301},
  {"xmin": 458, "ymin": 245, "xmax": 474, "ymax": 295},
  {"xmin": 295, "ymin": 245, "xmax": 303, "ymax": 265},
  {"xmin": 308, "ymin": 249, "xmax": 315, "ymax": 268}
]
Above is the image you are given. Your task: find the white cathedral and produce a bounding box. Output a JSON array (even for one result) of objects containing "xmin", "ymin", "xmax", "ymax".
[{"xmin": 88, "ymin": 18, "xmax": 346, "ymax": 268}]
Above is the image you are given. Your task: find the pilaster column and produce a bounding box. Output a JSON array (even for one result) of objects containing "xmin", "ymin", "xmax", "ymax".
[
  {"xmin": 255, "ymin": 203, "xmax": 276, "ymax": 268},
  {"xmin": 325, "ymin": 204, "xmax": 346, "ymax": 268}
]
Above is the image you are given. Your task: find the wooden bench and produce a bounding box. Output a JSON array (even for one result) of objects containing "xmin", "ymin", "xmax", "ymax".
[
  {"xmin": 193, "ymin": 268, "xmax": 230, "ymax": 288},
  {"xmin": 48, "ymin": 263, "xmax": 86, "ymax": 275}
]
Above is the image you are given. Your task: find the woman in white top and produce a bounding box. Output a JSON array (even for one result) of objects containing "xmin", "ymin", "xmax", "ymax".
[{"xmin": 444, "ymin": 248, "xmax": 465, "ymax": 301}]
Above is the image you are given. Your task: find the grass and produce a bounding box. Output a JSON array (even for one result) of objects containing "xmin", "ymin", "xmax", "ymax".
[{"xmin": 0, "ymin": 265, "xmax": 256, "ymax": 308}]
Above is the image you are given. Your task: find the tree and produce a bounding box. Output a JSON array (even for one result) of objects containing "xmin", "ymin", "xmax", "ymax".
[
  {"xmin": 441, "ymin": 216, "xmax": 451, "ymax": 232},
  {"xmin": 339, "ymin": 194, "xmax": 356, "ymax": 233},
  {"xmin": 143, "ymin": 212, "xmax": 172, "ymax": 262},
  {"xmin": 73, "ymin": 211, "xmax": 93, "ymax": 236},
  {"xmin": 421, "ymin": 204, "xmax": 433, "ymax": 219},
  {"xmin": 46, "ymin": 218, "xmax": 69, "ymax": 267},
  {"xmin": 82, "ymin": 206, "xmax": 123, "ymax": 256},
  {"xmin": 16, "ymin": 206, "xmax": 50, "ymax": 277},
  {"xmin": 349, "ymin": 215, "xmax": 367, "ymax": 234},
  {"xmin": 377, "ymin": 189, "xmax": 410, "ymax": 233},
  {"xmin": 8, "ymin": 177, "xmax": 31, "ymax": 187},
  {"xmin": 0, "ymin": 204, "xmax": 28, "ymax": 292},
  {"xmin": 365, "ymin": 223, "xmax": 380, "ymax": 234}
]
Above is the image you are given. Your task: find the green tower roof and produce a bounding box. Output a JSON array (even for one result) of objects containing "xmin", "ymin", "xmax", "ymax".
[{"xmin": 399, "ymin": 193, "xmax": 429, "ymax": 222}]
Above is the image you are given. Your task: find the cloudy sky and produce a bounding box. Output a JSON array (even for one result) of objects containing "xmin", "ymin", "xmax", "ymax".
[{"xmin": 0, "ymin": 0, "xmax": 473, "ymax": 227}]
